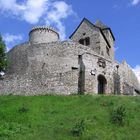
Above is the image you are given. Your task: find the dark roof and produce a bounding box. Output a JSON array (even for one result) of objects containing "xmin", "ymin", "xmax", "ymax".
[
  {"xmin": 102, "ymin": 28, "xmax": 115, "ymax": 41},
  {"xmin": 94, "ymin": 20, "xmax": 115, "ymax": 41},
  {"xmin": 69, "ymin": 18, "xmax": 115, "ymax": 48},
  {"xmin": 69, "ymin": 18, "xmax": 87, "ymax": 39}
]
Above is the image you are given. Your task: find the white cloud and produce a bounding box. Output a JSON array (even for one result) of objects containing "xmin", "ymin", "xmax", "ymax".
[
  {"xmin": 2, "ymin": 34, "xmax": 23, "ymax": 51},
  {"xmin": 133, "ymin": 65, "xmax": 140, "ymax": 84},
  {"xmin": 46, "ymin": 1, "xmax": 74, "ymax": 40},
  {"xmin": 0, "ymin": 0, "xmax": 48, "ymax": 24},
  {"xmin": 3, "ymin": 34, "xmax": 23, "ymax": 43},
  {"xmin": 131, "ymin": 0, "xmax": 140, "ymax": 6},
  {"xmin": 0, "ymin": 0, "xmax": 75, "ymax": 40},
  {"xmin": 23, "ymin": 0, "xmax": 49, "ymax": 24}
]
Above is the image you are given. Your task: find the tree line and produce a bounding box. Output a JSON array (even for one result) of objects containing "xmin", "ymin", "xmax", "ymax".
[{"xmin": 0, "ymin": 34, "xmax": 8, "ymax": 75}]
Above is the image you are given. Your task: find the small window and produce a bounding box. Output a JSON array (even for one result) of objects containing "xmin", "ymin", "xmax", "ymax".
[
  {"xmin": 85, "ymin": 37, "xmax": 90, "ymax": 46},
  {"xmin": 79, "ymin": 39, "xmax": 84, "ymax": 45},
  {"xmin": 78, "ymin": 55, "xmax": 82, "ymax": 64},
  {"xmin": 79, "ymin": 37, "xmax": 90, "ymax": 46}
]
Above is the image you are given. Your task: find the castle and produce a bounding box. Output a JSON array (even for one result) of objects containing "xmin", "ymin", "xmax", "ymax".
[{"xmin": 0, "ymin": 18, "xmax": 140, "ymax": 95}]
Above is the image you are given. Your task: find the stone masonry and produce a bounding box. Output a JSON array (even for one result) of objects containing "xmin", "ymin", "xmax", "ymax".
[{"xmin": 0, "ymin": 18, "xmax": 140, "ymax": 95}]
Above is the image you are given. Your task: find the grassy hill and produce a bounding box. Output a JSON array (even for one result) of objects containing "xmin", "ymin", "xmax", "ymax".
[{"xmin": 0, "ymin": 95, "xmax": 140, "ymax": 140}]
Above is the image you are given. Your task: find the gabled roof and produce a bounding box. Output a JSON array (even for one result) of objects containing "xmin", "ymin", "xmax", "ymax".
[
  {"xmin": 101, "ymin": 28, "xmax": 115, "ymax": 41},
  {"xmin": 94, "ymin": 20, "xmax": 115, "ymax": 41},
  {"xmin": 69, "ymin": 18, "xmax": 115, "ymax": 48}
]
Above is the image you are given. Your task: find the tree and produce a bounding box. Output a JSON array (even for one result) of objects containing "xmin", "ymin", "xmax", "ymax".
[{"xmin": 0, "ymin": 34, "xmax": 8, "ymax": 73}]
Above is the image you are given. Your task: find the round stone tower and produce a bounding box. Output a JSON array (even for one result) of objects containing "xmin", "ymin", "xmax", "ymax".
[{"xmin": 29, "ymin": 26, "xmax": 59, "ymax": 44}]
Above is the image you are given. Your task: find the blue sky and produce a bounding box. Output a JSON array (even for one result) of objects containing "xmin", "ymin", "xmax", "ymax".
[{"xmin": 0, "ymin": 0, "xmax": 140, "ymax": 81}]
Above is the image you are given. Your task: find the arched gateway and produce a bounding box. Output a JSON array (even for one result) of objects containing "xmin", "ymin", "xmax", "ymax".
[{"xmin": 98, "ymin": 75, "xmax": 107, "ymax": 94}]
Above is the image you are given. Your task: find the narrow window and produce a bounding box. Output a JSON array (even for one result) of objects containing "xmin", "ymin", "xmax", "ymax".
[
  {"xmin": 106, "ymin": 46, "xmax": 110, "ymax": 56},
  {"xmin": 78, "ymin": 55, "xmax": 82, "ymax": 64},
  {"xmin": 79, "ymin": 39, "xmax": 84, "ymax": 45},
  {"xmin": 85, "ymin": 37, "xmax": 90, "ymax": 46}
]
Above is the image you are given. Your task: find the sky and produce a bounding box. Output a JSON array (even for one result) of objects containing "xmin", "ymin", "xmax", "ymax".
[{"xmin": 0, "ymin": 0, "xmax": 140, "ymax": 82}]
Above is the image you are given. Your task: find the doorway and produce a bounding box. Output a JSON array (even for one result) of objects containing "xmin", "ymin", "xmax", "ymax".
[{"xmin": 98, "ymin": 75, "xmax": 107, "ymax": 94}]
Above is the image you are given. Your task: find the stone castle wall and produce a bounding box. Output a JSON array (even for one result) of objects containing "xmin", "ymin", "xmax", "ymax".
[
  {"xmin": 0, "ymin": 40, "xmax": 119, "ymax": 95},
  {"xmin": 119, "ymin": 61, "xmax": 140, "ymax": 95},
  {"xmin": 7, "ymin": 42, "xmax": 29, "ymax": 75},
  {"xmin": 0, "ymin": 39, "xmax": 139, "ymax": 95},
  {"xmin": 0, "ymin": 19, "xmax": 140, "ymax": 95},
  {"xmin": 0, "ymin": 41, "xmax": 90, "ymax": 95}
]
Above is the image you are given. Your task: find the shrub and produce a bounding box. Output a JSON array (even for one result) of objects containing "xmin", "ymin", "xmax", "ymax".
[
  {"xmin": 18, "ymin": 105, "xmax": 29, "ymax": 113},
  {"xmin": 0, "ymin": 34, "xmax": 8, "ymax": 72},
  {"xmin": 110, "ymin": 106, "xmax": 126, "ymax": 126},
  {"xmin": 71, "ymin": 120, "xmax": 85, "ymax": 136}
]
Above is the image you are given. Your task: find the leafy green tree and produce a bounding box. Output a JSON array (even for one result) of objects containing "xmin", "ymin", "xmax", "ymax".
[{"xmin": 0, "ymin": 34, "xmax": 8, "ymax": 72}]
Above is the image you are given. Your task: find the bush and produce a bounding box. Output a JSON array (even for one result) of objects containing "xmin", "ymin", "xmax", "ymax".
[
  {"xmin": 110, "ymin": 106, "xmax": 126, "ymax": 126},
  {"xmin": 18, "ymin": 105, "xmax": 29, "ymax": 113},
  {"xmin": 71, "ymin": 120, "xmax": 85, "ymax": 136},
  {"xmin": 0, "ymin": 34, "xmax": 8, "ymax": 72}
]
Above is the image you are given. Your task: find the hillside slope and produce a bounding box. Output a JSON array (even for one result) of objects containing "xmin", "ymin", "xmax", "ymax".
[{"xmin": 0, "ymin": 95, "xmax": 140, "ymax": 140}]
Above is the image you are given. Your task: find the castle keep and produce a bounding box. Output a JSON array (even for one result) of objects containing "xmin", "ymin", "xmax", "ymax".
[{"xmin": 0, "ymin": 18, "xmax": 140, "ymax": 95}]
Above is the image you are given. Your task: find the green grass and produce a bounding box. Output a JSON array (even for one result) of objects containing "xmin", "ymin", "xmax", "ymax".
[{"xmin": 0, "ymin": 95, "xmax": 140, "ymax": 140}]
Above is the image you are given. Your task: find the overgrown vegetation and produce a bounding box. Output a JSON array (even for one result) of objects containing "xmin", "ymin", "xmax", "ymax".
[
  {"xmin": 18, "ymin": 104, "xmax": 29, "ymax": 113},
  {"xmin": 0, "ymin": 95, "xmax": 139, "ymax": 140},
  {"xmin": 71, "ymin": 120, "xmax": 85, "ymax": 136},
  {"xmin": 110, "ymin": 106, "xmax": 126, "ymax": 126},
  {"xmin": 0, "ymin": 34, "xmax": 8, "ymax": 73}
]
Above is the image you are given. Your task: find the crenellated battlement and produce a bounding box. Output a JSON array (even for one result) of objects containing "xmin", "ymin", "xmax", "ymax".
[
  {"xmin": 29, "ymin": 26, "xmax": 59, "ymax": 37},
  {"xmin": 29, "ymin": 26, "xmax": 59, "ymax": 44}
]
